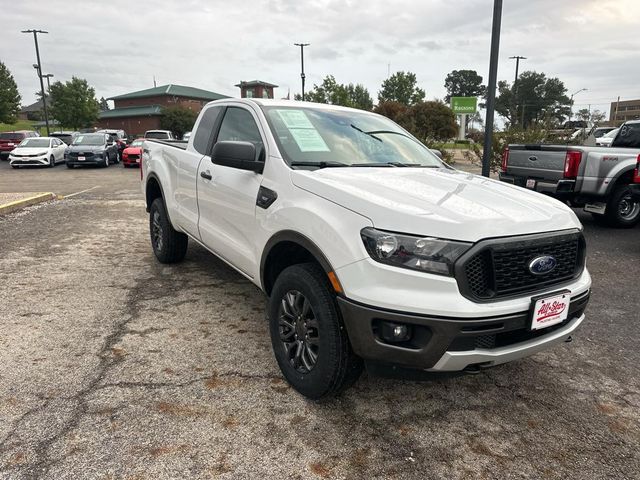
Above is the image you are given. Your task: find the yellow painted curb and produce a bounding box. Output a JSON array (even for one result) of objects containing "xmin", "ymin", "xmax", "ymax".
[{"xmin": 0, "ymin": 193, "xmax": 55, "ymax": 215}]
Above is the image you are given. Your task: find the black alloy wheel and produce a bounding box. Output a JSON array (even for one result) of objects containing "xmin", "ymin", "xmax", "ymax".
[{"xmin": 278, "ymin": 290, "xmax": 320, "ymax": 373}]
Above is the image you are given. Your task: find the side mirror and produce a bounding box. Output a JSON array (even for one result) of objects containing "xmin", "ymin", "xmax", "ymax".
[
  {"xmin": 211, "ymin": 141, "xmax": 264, "ymax": 174},
  {"xmin": 430, "ymin": 149, "xmax": 443, "ymax": 160}
]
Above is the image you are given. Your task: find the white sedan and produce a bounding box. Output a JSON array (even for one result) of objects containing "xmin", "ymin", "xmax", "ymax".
[
  {"xmin": 9, "ymin": 137, "xmax": 67, "ymax": 168},
  {"xmin": 595, "ymin": 127, "xmax": 620, "ymax": 147}
]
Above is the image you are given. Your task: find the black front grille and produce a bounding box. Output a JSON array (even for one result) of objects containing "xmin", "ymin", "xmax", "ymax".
[{"xmin": 458, "ymin": 231, "xmax": 585, "ymax": 301}]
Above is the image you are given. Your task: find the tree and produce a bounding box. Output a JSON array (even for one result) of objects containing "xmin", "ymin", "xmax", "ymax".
[
  {"xmin": 160, "ymin": 106, "xmax": 197, "ymax": 138},
  {"xmin": 410, "ymin": 101, "xmax": 458, "ymax": 141},
  {"xmin": 576, "ymin": 108, "xmax": 606, "ymax": 125},
  {"xmin": 99, "ymin": 97, "xmax": 110, "ymax": 111},
  {"xmin": 444, "ymin": 69, "xmax": 486, "ymax": 102},
  {"xmin": 297, "ymin": 75, "xmax": 373, "ymax": 110},
  {"xmin": 374, "ymin": 100, "xmax": 457, "ymax": 142},
  {"xmin": 378, "ymin": 71, "xmax": 425, "ymax": 106},
  {"xmin": 0, "ymin": 62, "xmax": 21, "ymax": 124},
  {"xmin": 49, "ymin": 77, "xmax": 100, "ymax": 130},
  {"xmin": 494, "ymin": 71, "xmax": 571, "ymax": 128}
]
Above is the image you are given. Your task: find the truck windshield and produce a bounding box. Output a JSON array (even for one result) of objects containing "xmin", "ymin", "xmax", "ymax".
[
  {"xmin": 262, "ymin": 106, "xmax": 443, "ymax": 168},
  {"xmin": 611, "ymin": 123, "xmax": 640, "ymax": 148}
]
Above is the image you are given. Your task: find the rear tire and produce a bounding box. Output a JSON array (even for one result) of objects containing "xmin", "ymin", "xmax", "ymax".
[
  {"xmin": 603, "ymin": 185, "xmax": 640, "ymax": 228},
  {"xmin": 66, "ymin": 163, "xmax": 74, "ymax": 169},
  {"xmin": 149, "ymin": 197, "xmax": 188, "ymax": 263},
  {"xmin": 268, "ymin": 263, "xmax": 363, "ymax": 400}
]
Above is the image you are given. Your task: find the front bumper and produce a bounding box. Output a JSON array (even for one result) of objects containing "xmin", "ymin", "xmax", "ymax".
[
  {"xmin": 9, "ymin": 156, "xmax": 49, "ymax": 166},
  {"xmin": 338, "ymin": 290, "xmax": 589, "ymax": 371},
  {"xmin": 499, "ymin": 172, "xmax": 576, "ymax": 196},
  {"xmin": 629, "ymin": 184, "xmax": 640, "ymax": 201},
  {"xmin": 66, "ymin": 157, "xmax": 104, "ymax": 166}
]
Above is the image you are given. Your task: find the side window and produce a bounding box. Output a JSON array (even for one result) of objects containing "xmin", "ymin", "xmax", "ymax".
[
  {"xmin": 216, "ymin": 107, "xmax": 263, "ymax": 150},
  {"xmin": 193, "ymin": 106, "xmax": 222, "ymax": 155}
]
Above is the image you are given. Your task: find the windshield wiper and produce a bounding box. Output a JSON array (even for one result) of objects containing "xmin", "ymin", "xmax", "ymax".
[
  {"xmin": 290, "ymin": 161, "xmax": 348, "ymax": 169},
  {"xmin": 350, "ymin": 124, "xmax": 382, "ymax": 142}
]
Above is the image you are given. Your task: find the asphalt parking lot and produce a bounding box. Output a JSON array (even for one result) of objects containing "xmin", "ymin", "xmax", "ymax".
[{"xmin": 0, "ymin": 160, "xmax": 639, "ymax": 480}]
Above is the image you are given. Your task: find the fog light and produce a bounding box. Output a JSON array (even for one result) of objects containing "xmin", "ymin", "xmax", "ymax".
[{"xmin": 379, "ymin": 321, "xmax": 412, "ymax": 343}]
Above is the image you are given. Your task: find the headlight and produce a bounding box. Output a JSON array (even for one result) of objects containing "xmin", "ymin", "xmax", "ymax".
[{"xmin": 360, "ymin": 227, "xmax": 471, "ymax": 276}]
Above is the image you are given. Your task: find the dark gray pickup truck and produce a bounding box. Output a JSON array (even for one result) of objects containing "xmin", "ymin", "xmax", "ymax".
[{"xmin": 500, "ymin": 120, "xmax": 640, "ymax": 228}]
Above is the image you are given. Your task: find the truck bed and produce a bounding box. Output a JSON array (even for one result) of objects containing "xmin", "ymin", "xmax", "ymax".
[{"xmin": 145, "ymin": 139, "xmax": 188, "ymax": 150}]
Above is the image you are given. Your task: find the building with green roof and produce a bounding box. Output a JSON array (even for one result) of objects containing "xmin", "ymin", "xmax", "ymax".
[{"xmin": 96, "ymin": 84, "xmax": 230, "ymax": 136}]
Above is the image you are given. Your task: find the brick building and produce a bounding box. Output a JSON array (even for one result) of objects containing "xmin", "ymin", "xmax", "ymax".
[
  {"xmin": 235, "ymin": 80, "xmax": 278, "ymax": 99},
  {"xmin": 97, "ymin": 84, "xmax": 230, "ymax": 135}
]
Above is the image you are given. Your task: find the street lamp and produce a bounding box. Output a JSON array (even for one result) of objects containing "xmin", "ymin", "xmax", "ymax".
[
  {"xmin": 22, "ymin": 29, "xmax": 50, "ymax": 136},
  {"xmin": 570, "ymin": 88, "xmax": 588, "ymax": 120},
  {"xmin": 294, "ymin": 43, "xmax": 310, "ymax": 101}
]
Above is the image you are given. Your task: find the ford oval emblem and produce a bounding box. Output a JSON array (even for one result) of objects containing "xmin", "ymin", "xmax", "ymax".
[{"xmin": 528, "ymin": 256, "xmax": 557, "ymax": 275}]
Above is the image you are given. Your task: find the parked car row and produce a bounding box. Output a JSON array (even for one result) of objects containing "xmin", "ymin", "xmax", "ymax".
[
  {"xmin": 5, "ymin": 133, "xmax": 145, "ymax": 169},
  {"xmin": 1, "ymin": 127, "xmax": 183, "ymax": 169}
]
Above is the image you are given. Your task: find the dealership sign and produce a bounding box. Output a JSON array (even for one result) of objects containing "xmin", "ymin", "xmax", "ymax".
[{"xmin": 450, "ymin": 97, "xmax": 478, "ymax": 114}]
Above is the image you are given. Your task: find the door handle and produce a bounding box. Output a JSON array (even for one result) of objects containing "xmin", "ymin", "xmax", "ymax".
[{"xmin": 200, "ymin": 170, "xmax": 212, "ymax": 180}]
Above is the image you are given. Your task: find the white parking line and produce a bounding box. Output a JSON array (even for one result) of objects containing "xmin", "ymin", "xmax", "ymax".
[{"xmin": 63, "ymin": 186, "xmax": 100, "ymax": 198}]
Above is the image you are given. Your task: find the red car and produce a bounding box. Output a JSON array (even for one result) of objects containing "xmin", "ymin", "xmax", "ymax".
[
  {"xmin": 122, "ymin": 138, "xmax": 144, "ymax": 167},
  {"xmin": 0, "ymin": 130, "xmax": 39, "ymax": 160}
]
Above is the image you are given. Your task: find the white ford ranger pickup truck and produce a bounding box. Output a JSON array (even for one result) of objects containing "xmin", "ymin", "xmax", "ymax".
[{"xmin": 141, "ymin": 99, "xmax": 591, "ymax": 399}]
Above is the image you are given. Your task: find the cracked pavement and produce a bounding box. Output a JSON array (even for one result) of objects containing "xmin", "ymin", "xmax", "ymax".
[{"xmin": 0, "ymin": 161, "xmax": 639, "ymax": 479}]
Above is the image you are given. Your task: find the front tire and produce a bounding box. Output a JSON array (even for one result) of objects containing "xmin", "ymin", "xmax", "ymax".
[
  {"xmin": 268, "ymin": 263, "xmax": 363, "ymax": 400},
  {"xmin": 49, "ymin": 155, "xmax": 55, "ymax": 168},
  {"xmin": 149, "ymin": 197, "xmax": 188, "ymax": 263},
  {"xmin": 103, "ymin": 154, "xmax": 109, "ymax": 168},
  {"xmin": 603, "ymin": 185, "xmax": 640, "ymax": 228}
]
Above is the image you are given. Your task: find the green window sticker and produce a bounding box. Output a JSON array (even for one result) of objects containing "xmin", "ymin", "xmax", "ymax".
[
  {"xmin": 289, "ymin": 128, "xmax": 330, "ymax": 152},
  {"xmin": 276, "ymin": 109, "xmax": 314, "ymax": 129},
  {"xmin": 275, "ymin": 109, "xmax": 330, "ymax": 152}
]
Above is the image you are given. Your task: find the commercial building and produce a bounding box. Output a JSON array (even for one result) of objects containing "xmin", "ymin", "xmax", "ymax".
[
  {"xmin": 235, "ymin": 80, "xmax": 278, "ymax": 99},
  {"xmin": 609, "ymin": 98, "xmax": 640, "ymax": 125},
  {"xmin": 97, "ymin": 84, "xmax": 230, "ymax": 135}
]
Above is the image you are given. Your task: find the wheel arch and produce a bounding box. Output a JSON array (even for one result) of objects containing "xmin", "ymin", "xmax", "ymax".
[
  {"xmin": 604, "ymin": 166, "xmax": 635, "ymax": 196},
  {"xmin": 145, "ymin": 172, "xmax": 165, "ymax": 213},
  {"xmin": 260, "ymin": 230, "xmax": 336, "ymax": 297}
]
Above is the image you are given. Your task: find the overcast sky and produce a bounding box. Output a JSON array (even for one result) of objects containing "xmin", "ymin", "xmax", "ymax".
[{"xmin": 3, "ymin": 0, "xmax": 639, "ymax": 118}]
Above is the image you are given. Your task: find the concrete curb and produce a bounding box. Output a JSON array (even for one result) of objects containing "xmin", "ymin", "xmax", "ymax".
[{"xmin": 0, "ymin": 192, "xmax": 55, "ymax": 215}]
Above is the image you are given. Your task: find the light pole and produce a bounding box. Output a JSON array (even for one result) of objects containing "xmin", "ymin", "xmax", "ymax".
[
  {"xmin": 570, "ymin": 88, "xmax": 588, "ymax": 120},
  {"xmin": 294, "ymin": 43, "xmax": 310, "ymax": 101},
  {"xmin": 22, "ymin": 29, "xmax": 50, "ymax": 136},
  {"xmin": 482, "ymin": 0, "xmax": 503, "ymax": 178}
]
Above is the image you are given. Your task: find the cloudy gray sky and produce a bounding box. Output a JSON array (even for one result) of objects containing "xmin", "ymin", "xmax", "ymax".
[{"xmin": 3, "ymin": 0, "xmax": 639, "ymax": 118}]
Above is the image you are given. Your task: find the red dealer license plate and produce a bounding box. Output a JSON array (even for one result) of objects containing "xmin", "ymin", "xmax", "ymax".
[{"xmin": 530, "ymin": 290, "xmax": 570, "ymax": 331}]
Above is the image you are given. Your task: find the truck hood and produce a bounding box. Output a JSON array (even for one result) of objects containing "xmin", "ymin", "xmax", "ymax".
[{"xmin": 291, "ymin": 167, "xmax": 581, "ymax": 242}]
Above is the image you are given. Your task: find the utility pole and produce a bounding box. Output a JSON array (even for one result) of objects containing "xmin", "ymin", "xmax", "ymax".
[
  {"xmin": 294, "ymin": 43, "xmax": 310, "ymax": 100},
  {"xmin": 509, "ymin": 56, "xmax": 526, "ymax": 128},
  {"xmin": 42, "ymin": 73, "xmax": 54, "ymax": 92},
  {"xmin": 482, "ymin": 0, "xmax": 503, "ymax": 178},
  {"xmin": 22, "ymin": 29, "xmax": 50, "ymax": 136},
  {"xmin": 509, "ymin": 55, "xmax": 526, "ymax": 84}
]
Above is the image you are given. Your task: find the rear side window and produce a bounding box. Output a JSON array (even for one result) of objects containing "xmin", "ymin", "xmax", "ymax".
[
  {"xmin": 611, "ymin": 123, "xmax": 640, "ymax": 148},
  {"xmin": 193, "ymin": 106, "xmax": 222, "ymax": 155}
]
